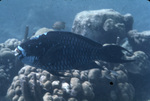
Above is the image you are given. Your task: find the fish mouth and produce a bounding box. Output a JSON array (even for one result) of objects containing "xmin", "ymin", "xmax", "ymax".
[
  {"xmin": 11, "ymin": 48, "xmax": 20, "ymax": 56},
  {"xmin": 13, "ymin": 46, "xmax": 26, "ymax": 60},
  {"xmin": 13, "ymin": 48, "xmax": 21, "ymax": 56}
]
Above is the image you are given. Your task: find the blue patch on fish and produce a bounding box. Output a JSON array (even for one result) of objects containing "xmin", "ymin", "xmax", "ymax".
[{"xmin": 14, "ymin": 31, "xmax": 134, "ymax": 76}]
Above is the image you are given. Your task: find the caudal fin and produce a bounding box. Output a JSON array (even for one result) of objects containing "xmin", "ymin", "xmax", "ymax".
[{"xmin": 100, "ymin": 44, "xmax": 134, "ymax": 63}]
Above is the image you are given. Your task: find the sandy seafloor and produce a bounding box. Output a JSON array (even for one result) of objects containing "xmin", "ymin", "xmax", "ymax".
[{"xmin": 0, "ymin": 0, "xmax": 150, "ymax": 101}]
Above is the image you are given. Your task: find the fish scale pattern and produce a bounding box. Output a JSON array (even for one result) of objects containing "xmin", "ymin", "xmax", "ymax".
[
  {"xmin": 25, "ymin": 31, "xmax": 102, "ymax": 72},
  {"xmin": 47, "ymin": 32, "xmax": 99, "ymax": 70}
]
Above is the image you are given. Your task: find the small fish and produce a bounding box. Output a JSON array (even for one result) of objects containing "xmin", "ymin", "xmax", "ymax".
[
  {"xmin": 52, "ymin": 21, "xmax": 65, "ymax": 30},
  {"xmin": 14, "ymin": 31, "xmax": 134, "ymax": 76}
]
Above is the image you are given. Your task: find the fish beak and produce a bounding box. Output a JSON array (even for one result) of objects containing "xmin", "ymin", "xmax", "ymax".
[{"xmin": 12, "ymin": 48, "xmax": 21, "ymax": 56}]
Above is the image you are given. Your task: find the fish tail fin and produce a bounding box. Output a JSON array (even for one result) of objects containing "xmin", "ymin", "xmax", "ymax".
[{"xmin": 100, "ymin": 44, "xmax": 134, "ymax": 63}]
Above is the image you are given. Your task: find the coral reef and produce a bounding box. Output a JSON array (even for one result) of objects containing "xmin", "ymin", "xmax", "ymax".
[
  {"xmin": 52, "ymin": 21, "xmax": 66, "ymax": 30},
  {"xmin": 31, "ymin": 27, "xmax": 54, "ymax": 39},
  {"xmin": 7, "ymin": 65, "xmax": 135, "ymax": 101},
  {"xmin": 124, "ymin": 51, "xmax": 150, "ymax": 74},
  {"xmin": 72, "ymin": 9, "xmax": 133, "ymax": 44},
  {"xmin": 71, "ymin": 9, "xmax": 150, "ymax": 101},
  {"xmin": 127, "ymin": 30, "xmax": 150, "ymax": 58},
  {"xmin": 3, "ymin": 9, "xmax": 150, "ymax": 101},
  {"xmin": 126, "ymin": 31, "xmax": 150, "ymax": 100},
  {"xmin": 0, "ymin": 38, "xmax": 23, "ymax": 99},
  {"xmin": 1, "ymin": 38, "xmax": 21, "ymax": 50}
]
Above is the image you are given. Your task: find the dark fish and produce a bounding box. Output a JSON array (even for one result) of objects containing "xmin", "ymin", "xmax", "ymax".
[{"xmin": 14, "ymin": 31, "xmax": 134, "ymax": 76}]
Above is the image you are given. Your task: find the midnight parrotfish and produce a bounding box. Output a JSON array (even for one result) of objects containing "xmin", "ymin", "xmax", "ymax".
[{"xmin": 14, "ymin": 31, "xmax": 134, "ymax": 76}]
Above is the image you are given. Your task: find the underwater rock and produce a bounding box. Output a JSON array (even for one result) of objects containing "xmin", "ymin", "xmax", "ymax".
[
  {"xmin": 52, "ymin": 81, "xmax": 60, "ymax": 90},
  {"xmin": 24, "ymin": 66, "xmax": 35, "ymax": 75},
  {"xmin": 0, "ymin": 41, "xmax": 23, "ymax": 98},
  {"xmin": 15, "ymin": 86, "xmax": 22, "ymax": 96},
  {"xmin": 52, "ymin": 95, "xmax": 62, "ymax": 101},
  {"xmin": 7, "ymin": 66, "xmax": 45, "ymax": 101},
  {"xmin": 72, "ymin": 70, "xmax": 80, "ymax": 78},
  {"xmin": 117, "ymin": 82, "xmax": 135, "ymax": 101},
  {"xmin": 123, "ymin": 14, "xmax": 133, "ymax": 31},
  {"xmin": 80, "ymin": 71, "xmax": 88, "ymax": 81},
  {"xmin": 42, "ymin": 70, "xmax": 51, "ymax": 80},
  {"xmin": 82, "ymin": 81, "xmax": 94, "ymax": 100},
  {"xmin": 0, "ymin": 43, "xmax": 5, "ymax": 49},
  {"xmin": 70, "ymin": 77, "xmax": 82, "ymax": 97},
  {"xmin": 122, "ymin": 50, "xmax": 150, "ymax": 101},
  {"xmin": 110, "ymin": 90, "xmax": 117, "ymax": 101},
  {"xmin": 7, "ymin": 89, "xmax": 15, "ymax": 99},
  {"xmin": 52, "ymin": 21, "xmax": 66, "ymax": 30},
  {"xmin": 72, "ymin": 9, "xmax": 133, "ymax": 44},
  {"xmin": 61, "ymin": 82, "xmax": 70, "ymax": 94},
  {"xmin": 43, "ymin": 92, "xmax": 53, "ymax": 101},
  {"xmin": 18, "ymin": 96, "xmax": 24, "ymax": 101},
  {"xmin": 0, "ymin": 38, "xmax": 20, "ymax": 50},
  {"xmin": 68, "ymin": 97, "xmax": 78, "ymax": 101},
  {"xmin": 18, "ymin": 66, "xmax": 36, "ymax": 75},
  {"xmin": 7, "ymin": 64, "xmax": 136, "ymax": 101},
  {"xmin": 40, "ymin": 75, "xmax": 48, "ymax": 84},
  {"xmin": 31, "ymin": 27, "xmax": 54, "ymax": 38},
  {"xmin": 125, "ymin": 51, "xmax": 150, "ymax": 74},
  {"xmin": 53, "ymin": 89, "xmax": 64, "ymax": 96},
  {"xmin": 116, "ymin": 70, "xmax": 128, "ymax": 83},
  {"xmin": 4, "ymin": 38, "xmax": 21, "ymax": 50},
  {"xmin": 43, "ymin": 80, "xmax": 52, "ymax": 91},
  {"xmin": 128, "ymin": 30, "xmax": 150, "ymax": 58},
  {"xmin": 0, "ymin": 49, "xmax": 15, "ymax": 64},
  {"xmin": 60, "ymin": 72, "xmax": 71, "ymax": 83},
  {"xmin": 88, "ymin": 68, "xmax": 101, "ymax": 83},
  {"xmin": 12, "ymin": 95, "xmax": 19, "ymax": 101}
]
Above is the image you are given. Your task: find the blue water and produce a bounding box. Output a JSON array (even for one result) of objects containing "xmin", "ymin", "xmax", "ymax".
[{"xmin": 0, "ymin": 0, "xmax": 150, "ymax": 42}]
